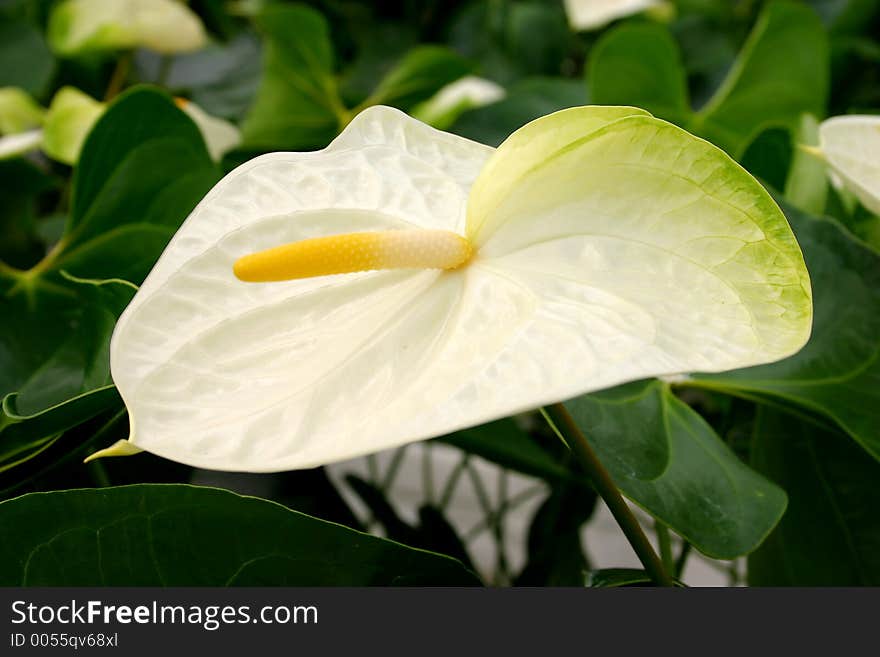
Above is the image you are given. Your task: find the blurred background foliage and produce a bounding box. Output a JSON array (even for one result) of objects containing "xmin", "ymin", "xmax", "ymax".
[{"xmin": 0, "ymin": 0, "xmax": 878, "ymax": 586}]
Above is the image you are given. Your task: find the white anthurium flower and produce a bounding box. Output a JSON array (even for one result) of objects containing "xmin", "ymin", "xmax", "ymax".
[
  {"xmin": 0, "ymin": 88, "xmax": 46, "ymax": 160},
  {"xmin": 0, "ymin": 88, "xmax": 45, "ymax": 135},
  {"xmin": 175, "ymin": 98, "xmax": 241, "ymax": 161},
  {"xmin": 563, "ymin": 0, "xmax": 670, "ymax": 31},
  {"xmin": 0, "ymin": 129, "xmax": 44, "ymax": 160},
  {"xmin": 49, "ymin": 0, "xmax": 207, "ymax": 56},
  {"xmin": 0, "ymin": 86, "xmax": 102, "ymax": 164},
  {"xmin": 102, "ymin": 105, "xmax": 812, "ymax": 472},
  {"xmin": 42, "ymin": 86, "xmax": 105, "ymax": 165},
  {"xmin": 412, "ymin": 76, "xmax": 506, "ymax": 130},
  {"xmin": 0, "ymin": 89, "xmax": 237, "ymax": 165},
  {"xmin": 816, "ymin": 115, "xmax": 880, "ymax": 216}
]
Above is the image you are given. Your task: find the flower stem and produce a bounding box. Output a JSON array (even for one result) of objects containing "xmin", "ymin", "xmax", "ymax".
[
  {"xmin": 104, "ymin": 52, "xmax": 132, "ymax": 102},
  {"xmin": 544, "ymin": 403, "xmax": 675, "ymax": 587},
  {"xmin": 656, "ymin": 520, "xmax": 674, "ymax": 573}
]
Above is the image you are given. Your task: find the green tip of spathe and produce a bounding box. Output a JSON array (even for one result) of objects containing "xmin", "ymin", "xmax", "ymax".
[{"xmin": 83, "ymin": 439, "xmax": 143, "ymax": 463}]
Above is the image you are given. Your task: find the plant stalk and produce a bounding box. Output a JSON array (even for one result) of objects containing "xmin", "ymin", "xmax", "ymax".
[
  {"xmin": 104, "ymin": 52, "xmax": 132, "ymax": 102},
  {"xmin": 545, "ymin": 403, "xmax": 675, "ymax": 587}
]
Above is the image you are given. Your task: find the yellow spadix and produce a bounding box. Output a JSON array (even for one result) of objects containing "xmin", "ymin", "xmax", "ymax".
[{"xmin": 233, "ymin": 230, "xmax": 473, "ymax": 282}]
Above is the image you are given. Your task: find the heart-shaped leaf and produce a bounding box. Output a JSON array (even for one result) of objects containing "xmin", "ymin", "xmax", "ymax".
[
  {"xmin": 565, "ymin": 379, "xmax": 787, "ymax": 559},
  {"xmin": 241, "ymin": 3, "xmax": 344, "ymax": 151},
  {"xmin": 0, "ymin": 484, "xmax": 480, "ymax": 585}
]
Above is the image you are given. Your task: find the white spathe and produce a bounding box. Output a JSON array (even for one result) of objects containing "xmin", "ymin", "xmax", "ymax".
[
  {"xmin": 177, "ymin": 100, "xmax": 241, "ymax": 161},
  {"xmin": 110, "ymin": 106, "xmax": 812, "ymax": 472},
  {"xmin": 564, "ymin": 0, "xmax": 662, "ymax": 31},
  {"xmin": 818, "ymin": 115, "xmax": 880, "ymax": 216},
  {"xmin": 412, "ymin": 76, "xmax": 506, "ymax": 129},
  {"xmin": 49, "ymin": 0, "xmax": 206, "ymax": 55}
]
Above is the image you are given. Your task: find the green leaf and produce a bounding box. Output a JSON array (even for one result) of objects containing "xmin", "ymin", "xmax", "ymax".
[
  {"xmin": 515, "ymin": 484, "xmax": 595, "ymax": 586},
  {"xmin": 364, "ymin": 46, "xmax": 472, "ymax": 110},
  {"xmin": 749, "ymin": 407, "xmax": 880, "ymax": 585},
  {"xmin": 568, "ymin": 380, "xmax": 672, "ymax": 480},
  {"xmin": 241, "ymin": 3, "xmax": 344, "ymax": 151},
  {"xmin": 565, "ymin": 380, "xmax": 787, "ymax": 559},
  {"xmin": 0, "ymin": 18, "xmax": 54, "ymax": 96},
  {"xmin": 0, "ymin": 484, "xmax": 481, "ymax": 585},
  {"xmin": 344, "ymin": 474, "xmax": 414, "ymax": 542},
  {"xmin": 0, "ymin": 87, "xmax": 218, "ymax": 471},
  {"xmin": 439, "ymin": 418, "xmax": 575, "ymax": 485},
  {"xmin": 692, "ymin": 201, "xmax": 880, "ymax": 461},
  {"xmin": 587, "ymin": 568, "xmax": 661, "ymax": 587},
  {"xmin": 448, "ymin": 1, "xmax": 570, "ymax": 84},
  {"xmin": 0, "ymin": 386, "xmax": 120, "ymax": 473},
  {"xmin": 503, "ymin": 2, "xmax": 570, "ymax": 78},
  {"xmin": 588, "ymin": 22, "xmax": 690, "ymax": 124},
  {"xmin": 738, "ymin": 126, "xmax": 793, "ymax": 192},
  {"xmin": 450, "ymin": 77, "xmax": 587, "ymax": 147},
  {"xmin": 70, "ymin": 88, "xmax": 215, "ymax": 250},
  {"xmin": 589, "ymin": 1, "xmax": 829, "ymax": 157},
  {"xmin": 693, "ymin": 1, "xmax": 828, "ymax": 157},
  {"xmin": 415, "ymin": 505, "xmax": 475, "ymax": 573},
  {"xmin": 338, "ymin": 21, "xmax": 418, "ymax": 108},
  {"xmin": 0, "ymin": 276, "xmax": 133, "ymax": 473},
  {"xmin": 344, "ymin": 475, "xmax": 475, "ymax": 572}
]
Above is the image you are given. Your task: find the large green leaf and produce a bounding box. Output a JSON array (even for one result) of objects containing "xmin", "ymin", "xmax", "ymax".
[
  {"xmin": 749, "ymin": 408, "xmax": 880, "ymax": 585},
  {"xmin": 692, "ymin": 202, "xmax": 880, "ymax": 461},
  {"xmin": 0, "ymin": 484, "xmax": 480, "ymax": 585},
  {"xmin": 587, "ymin": 22, "xmax": 690, "ymax": 125},
  {"xmin": 589, "ymin": 1, "xmax": 828, "ymax": 157},
  {"xmin": 241, "ymin": 3, "xmax": 344, "ymax": 151},
  {"xmin": 693, "ymin": 1, "xmax": 828, "ymax": 156},
  {"xmin": 0, "ymin": 87, "xmax": 219, "ymax": 471},
  {"xmin": 363, "ymin": 45, "xmax": 472, "ymax": 110},
  {"xmin": 564, "ymin": 380, "xmax": 787, "ymax": 559}
]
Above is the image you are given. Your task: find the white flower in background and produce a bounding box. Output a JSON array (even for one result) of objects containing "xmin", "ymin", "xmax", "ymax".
[
  {"xmin": 42, "ymin": 87, "xmax": 105, "ymax": 165},
  {"xmin": 0, "ymin": 86, "xmax": 102, "ymax": 164},
  {"xmin": 816, "ymin": 115, "xmax": 880, "ymax": 215},
  {"xmin": 0, "ymin": 88, "xmax": 45, "ymax": 135},
  {"xmin": 0, "ymin": 89, "xmax": 238, "ymax": 165},
  {"xmin": 0, "ymin": 88, "xmax": 45, "ymax": 159},
  {"xmin": 175, "ymin": 98, "xmax": 241, "ymax": 161},
  {"xmin": 49, "ymin": 0, "xmax": 207, "ymax": 56},
  {"xmin": 104, "ymin": 105, "xmax": 812, "ymax": 472},
  {"xmin": 412, "ymin": 76, "xmax": 506, "ymax": 130},
  {"xmin": 564, "ymin": 0, "xmax": 671, "ymax": 31}
]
